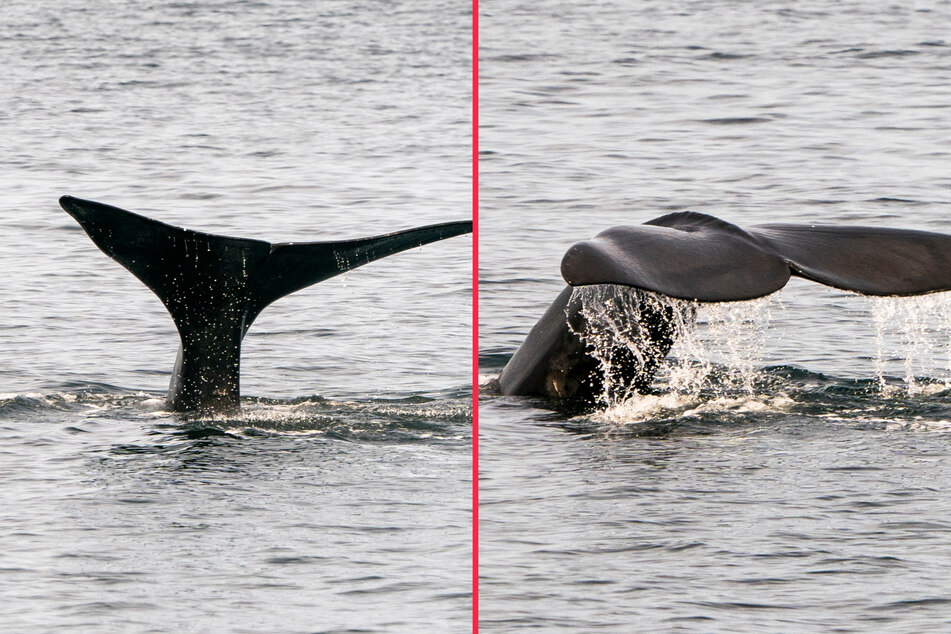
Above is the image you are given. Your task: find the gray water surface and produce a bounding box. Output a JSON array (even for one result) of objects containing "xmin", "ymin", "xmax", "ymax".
[
  {"xmin": 480, "ymin": 0, "xmax": 951, "ymax": 630},
  {"xmin": 0, "ymin": 1, "xmax": 471, "ymax": 631}
]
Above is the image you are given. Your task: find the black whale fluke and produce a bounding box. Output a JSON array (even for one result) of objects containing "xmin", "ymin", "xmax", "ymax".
[
  {"xmin": 501, "ymin": 212, "xmax": 951, "ymax": 403},
  {"xmin": 60, "ymin": 195, "xmax": 472, "ymax": 415}
]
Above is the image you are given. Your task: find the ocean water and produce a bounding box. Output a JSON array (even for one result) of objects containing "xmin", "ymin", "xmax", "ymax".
[
  {"xmin": 479, "ymin": 0, "xmax": 951, "ymax": 630},
  {"xmin": 0, "ymin": 0, "xmax": 471, "ymax": 631}
]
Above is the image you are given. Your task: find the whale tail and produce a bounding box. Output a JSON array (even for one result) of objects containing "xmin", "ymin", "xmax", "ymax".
[
  {"xmin": 60, "ymin": 195, "xmax": 472, "ymax": 414},
  {"xmin": 561, "ymin": 212, "xmax": 951, "ymax": 301},
  {"xmin": 504, "ymin": 212, "xmax": 951, "ymax": 403}
]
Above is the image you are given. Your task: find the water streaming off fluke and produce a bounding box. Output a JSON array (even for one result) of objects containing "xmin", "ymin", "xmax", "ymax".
[
  {"xmin": 868, "ymin": 292, "xmax": 951, "ymax": 394},
  {"xmin": 571, "ymin": 285, "xmax": 951, "ymax": 415}
]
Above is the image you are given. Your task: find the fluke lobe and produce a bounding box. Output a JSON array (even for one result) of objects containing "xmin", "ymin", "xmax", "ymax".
[
  {"xmin": 61, "ymin": 195, "xmax": 472, "ymax": 415},
  {"xmin": 499, "ymin": 211, "xmax": 951, "ymax": 403}
]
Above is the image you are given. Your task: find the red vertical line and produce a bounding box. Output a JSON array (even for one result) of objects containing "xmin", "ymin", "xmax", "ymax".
[{"xmin": 471, "ymin": 0, "xmax": 479, "ymax": 629}]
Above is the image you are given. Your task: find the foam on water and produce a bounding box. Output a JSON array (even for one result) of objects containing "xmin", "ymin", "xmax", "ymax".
[
  {"xmin": 0, "ymin": 387, "xmax": 471, "ymax": 447},
  {"xmin": 591, "ymin": 391, "xmax": 797, "ymax": 424}
]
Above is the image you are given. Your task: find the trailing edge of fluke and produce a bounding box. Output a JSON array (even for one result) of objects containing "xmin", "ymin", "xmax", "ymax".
[
  {"xmin": 60, "ymin": 195, "xmax": 472, "ymax": 415},
  {"xmin": 500, "ymin": 211, "xmax": 951, "ymax": 402}
]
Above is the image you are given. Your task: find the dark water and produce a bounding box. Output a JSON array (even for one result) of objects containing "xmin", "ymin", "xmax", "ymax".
[
  {"xmin": 480, "ymin": 0, "xmax": 951, "ymax": 630},
  {"xmin": 0, "ymin": 0, "xmax": 471, "ymax": 630}
]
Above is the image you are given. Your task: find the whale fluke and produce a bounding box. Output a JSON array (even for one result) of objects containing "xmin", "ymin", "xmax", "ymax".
[
  {"xmin": 60, "ymin": 195, "xmax": 472, "ymax": 414},
  {"xmin": 560, "ymin": 212, "xmax": 791, "ymax": 302},
  {"xmin": 501, "ymin": 212, "xmax": 951, "ymax": 403},
  {"xmin": 560, "ymin": 211, "xmax": 951, "ymax": 302},
  {"xmin": 750, "ymin": 223, "xmax": 951, "ymax": 296}
]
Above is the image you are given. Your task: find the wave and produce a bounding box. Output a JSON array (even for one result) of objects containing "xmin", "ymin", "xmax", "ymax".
[
  {"xmin": 481, "ymin": 361, "xmax": 951, "ymax": 432},
  {"xmin": 0, "ymin": 386, "xmax": 472, "ymax": 443}
]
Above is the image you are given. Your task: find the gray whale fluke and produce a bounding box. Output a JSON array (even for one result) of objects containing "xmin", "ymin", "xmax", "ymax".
[
  {"xmin": 60, "ymin": 195, "xmax": 472, "ymax": 415},
  {"xmin": 500, "ymin": 212, "xmax": 951, "ymax": 403}
]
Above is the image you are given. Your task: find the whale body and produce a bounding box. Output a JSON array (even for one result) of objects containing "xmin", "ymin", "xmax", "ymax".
[
  {"xmin": 61, "ymin": 195, "xmax": 472, "ymax": 415},
  {"xmin": 499, "ymin": 212, "xmax": 951, "ymax": 403}
]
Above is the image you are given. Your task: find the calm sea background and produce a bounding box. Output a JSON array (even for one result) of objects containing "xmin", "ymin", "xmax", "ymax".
[
  {"xmin": 480, "ymin": 0, "xmax": 951, "ymax": 630},
  {"xmin": 0, "ymin": 1, "xmax": 471, "ymax": 631}
]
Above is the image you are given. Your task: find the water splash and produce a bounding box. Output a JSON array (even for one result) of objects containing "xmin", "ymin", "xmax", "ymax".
[
  {"xmin": 569, "ymin": 285, "xmax": 776, "ymax": 409},
  {"xmin": 664, "ymin": 295, "xmax": 776, "ymax": 395},
  {"xmin": 568, "ymin": 285, "xmax": 697, "ymax": 406},
  {"xmin": 868, "ymin": 293, "xmax": 951, "ymax": 394},
  {"xmin": 568, "ymin": 286, "xmax": 951, "ymax": 424}
]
